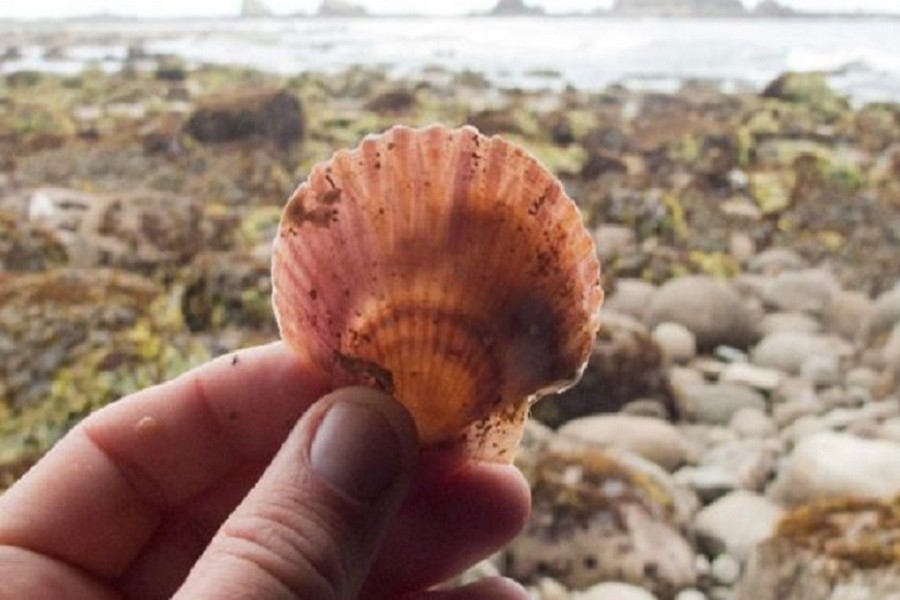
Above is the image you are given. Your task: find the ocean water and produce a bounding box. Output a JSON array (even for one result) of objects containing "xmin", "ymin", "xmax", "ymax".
[{"xmin": 2, "ymin": 17, "xmax": 900, "ymax": 103}]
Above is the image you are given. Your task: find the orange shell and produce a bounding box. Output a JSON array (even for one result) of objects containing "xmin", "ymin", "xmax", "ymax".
[{"xmin": 272, "ymin": 124, "xmax": 602, "ymax": 462}]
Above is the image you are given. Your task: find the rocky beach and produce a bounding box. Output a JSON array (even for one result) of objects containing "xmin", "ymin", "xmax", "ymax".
[{"xmin": 2, "ymin": 22, "xmax": 900, "ymax": 600}]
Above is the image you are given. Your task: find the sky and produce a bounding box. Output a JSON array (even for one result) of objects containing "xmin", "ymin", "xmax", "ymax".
[{"xmin": 0, "ymin": 0, "xmax": 898, "ymax": 19}]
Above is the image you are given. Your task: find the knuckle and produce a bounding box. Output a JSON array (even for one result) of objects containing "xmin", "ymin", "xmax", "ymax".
[{"xmin": 219, "ymin": 495, "xmax": 356, "ymax": 599}]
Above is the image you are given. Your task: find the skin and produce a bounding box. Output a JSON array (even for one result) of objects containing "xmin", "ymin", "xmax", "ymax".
[{"xmin": 0, "ymin": 342, "xmax": 532, "ymax": 599}]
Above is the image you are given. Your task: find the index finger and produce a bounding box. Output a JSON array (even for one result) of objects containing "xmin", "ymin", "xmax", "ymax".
[{"xmin": 0, "ymin": 342, "xmax": 329, "ymax": 579}]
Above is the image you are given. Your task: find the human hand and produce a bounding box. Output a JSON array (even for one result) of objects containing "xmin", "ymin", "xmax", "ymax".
[{"xmin": 0, "ymin": 343, "xmax": 531, "ymax": 599}]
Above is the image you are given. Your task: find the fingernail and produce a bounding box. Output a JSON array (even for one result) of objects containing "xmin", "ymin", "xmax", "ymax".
[{"xmin": 310, "ymin": 399, "xmax": 404, "ymax": 502}]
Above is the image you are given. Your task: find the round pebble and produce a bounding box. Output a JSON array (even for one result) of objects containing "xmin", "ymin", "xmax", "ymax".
[
  {"xmin": 730, "ymin": 407, "xmax": 776, "ymax": 438},
  {"xmin": 676, "ymin": 590, "xmax": 708, "ymax": 600},
  {"xmin": 653, "ymin": 321, "xmax": 698, "ymax": 365},
  {"xmin": 711, "ymin": 553, "xmax": 742, "ymax": 585}
]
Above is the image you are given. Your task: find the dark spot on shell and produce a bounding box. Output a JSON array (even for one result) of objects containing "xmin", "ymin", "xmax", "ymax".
[
  {"xmin": 334, "ymin": 352, "xmax": 396, "ymax": 394},
  {"xmin": 284, "ymin": 194, "xmax": 335, "ymax": 228},
  {"xmin": 231, "ymin": 354, "xmax": 239, "ymax": 366},
  {"xmin": 228, "ymin": 410, "xmax": 238, "ymax": 422},
  {"xmin": 320, "ymin": 188, "xmax": 342, "ymax": 205},
  {"xmin": 309, "ymin": 289, "xmax": 318, "ymax": 300}
]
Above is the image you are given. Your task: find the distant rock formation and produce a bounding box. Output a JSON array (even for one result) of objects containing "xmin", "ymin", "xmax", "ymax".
[
  {"xmin": 240, "ymin": 0, "xmax": 272, "ymax": 18},
  {"xmin": 488, "ymin": 0, "xmax": 545, "ymax": 16},
  {"xmin": 316, "ymin": 0, "xmax": 368, "ymax": 17},
  {"xmin": 752, "ymin": 0, "xmax": 796, "ymax": 17},
  {"xmin": 611, "ymin": 0, "xmax": 746, "ymax": 17}
]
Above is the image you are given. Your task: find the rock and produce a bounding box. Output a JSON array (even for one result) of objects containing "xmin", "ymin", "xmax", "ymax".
[
  {"xmin": 731, "ymin": 274, "xmax": 769, "ymax": 301},
  {"xmin": 730, "ymin": 407, "xmax": 777, "ymax": 438},
  {"xmin": 316, "ymin": 0, "xmax": 367, "ymax": 16},
  {"xmin": 506, "ymin": 441, "xmax": 697, "ymax": 596},
  {"xmin": 823, "ymin": 290, "xmax": 873, "ymax": 340},
  {"xmin": 573, "ymin": 582, "xmax": 659, "ymax": 600},
  {"xmin": 883, "ymin": 322, "xmax": 900, "ymax": 379},
  {"xmin": 532, "ymin": 578, "xmax": 569, "ymax": 600},
  {"xmin": 604, "ymin": 279, "xmax": 656, "ymax": 321},
  {"xmin": 746, "ymin": 248, "xmax": 805, "ymax": 275},
  {"xmin": 680, "ymin": 383, "xmax": 766, "ymax": 425},
  {"xmin": 488, "ymin": 0, "xmax": 545, "ymax": 16},
  {"xmin": 592, "ymin": 224, "xmax": 637, "ymax": 264},
  {"xmin": 771, "ymin": 432, "xmax": 900, "ymax": 504},
  {"xmin": 761, "ymin": 72, "xmax": 849, "ymax": 116},
  {"xmin": 621, "ymin": 399, "xmax": 670, "ymax": 420},
  {"xmin": 15, "ymin": 187, "xmax": 205, "ymax": 274},
  {"xmin": 819, "ymin": 386, "xmax": 870, "ymax": 410},
  {"xmin": 751, "ymin": 332, "xmax": 840, "ymax": 375},
  {"xmin": 581, "ymin": 149, "xmax": 629, "ymax": 179},
  {"xmin": 877, "ymin": 417, "xmax": 900, "ymax": 443},
  {"xmin": 181, "ymin": 252, "xmax": 275, "ymax": 333},
  {"xmin": 763, "ymin": 269, "xmax": 836, "ymax": 315},
  {"xmin": 800, "ymin": 354, "xmax": 841, "ymax": 387},
  {"xmin": 758, "ymin": 312, "xmax": 821, "ymax": 337},
  {"xmin": 653, "ymin": 322, "xmax": 697, "ymax": 365},
  {"xmin": 467, "ymin": 108, "xmax": 524, "ymax": 136},
  {"xmin": 773, "ymin": 387, "xmax": 823, "ymax": 427},
  {"xmin": 363, "ymin": 88, "xmax": 417, "ymax": 114},
  {"xmin": 677, "ymin": 439, "xmax": 777, "ymax": 499},
  {"xmin": 720, "ymin": 362, "xmax": 784, "ymax": 392},
  {"xmin": 532, "ymin": 312, "xmax": 675, "ymax": 426},
  {"xmin": 675, "ymin": 590, "xmax": 707, "ymax": 600},
  {"xmin": 864, "ymin": 285, "xmax": 900, "ymax": 341},
  {"xmin": 713, "ymin": 345, "xmax": 749, "ymax": 364},
  {"xmin": 737, "ymin": 497, "xmax": 900, "ymax": 600},
  {"xmin": 558, "ymin": 415, "xmax": 691, "ymax": 471},
  {"xmin": 645, "ymin": 276, "xmax": 759, "ymax": 350},
  {"xmin": 845, "ymin": 367, "xmax": 882, "ymax": 393},
  {"xmin": 710, "ymin": 554, "xmax": 741, "ymax": 586},
  {"xmin": 184, "ymin": 89, "xmax": 304, "ymax": 148},
  {"xmin": 693, "ymin": 491, "xmax": 784, "ymax": 561}
]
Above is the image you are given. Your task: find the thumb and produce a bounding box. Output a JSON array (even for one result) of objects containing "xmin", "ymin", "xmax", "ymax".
[{"xmin": 174, "ymin": 387, "xmax": 419, "ymax": 600}]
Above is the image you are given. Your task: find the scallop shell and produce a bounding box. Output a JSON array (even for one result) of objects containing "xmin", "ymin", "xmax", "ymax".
[{"xmin": 272, "ymin": 124, "xmax": 602, "ymax": 462}]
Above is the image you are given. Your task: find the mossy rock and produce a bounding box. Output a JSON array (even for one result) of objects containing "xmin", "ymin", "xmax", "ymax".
[
  {"xmin": 184, "ymin": 89, "xmax": 305, "ymax": 149},
  {"xmin": 0, "ymin": 270, "xmax": 207, "ymax": 489},
  {"xmin": 761, "ymin": 72, "xmax": 850, "ymax": 119}
]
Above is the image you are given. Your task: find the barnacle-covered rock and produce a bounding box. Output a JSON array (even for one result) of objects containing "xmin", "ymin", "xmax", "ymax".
[
  {"xmin": 738, "ymin": 496, "xmax": 900, "ymax": 600},
  {"xmin": 505, "ymin": 437, "xmax": 698, "ymax": 596},
  {"xmin": 272, "ymin": 124, "xmax": 602, "ymax": 461}
]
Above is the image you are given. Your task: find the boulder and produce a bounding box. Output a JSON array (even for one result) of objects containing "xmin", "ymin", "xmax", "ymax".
[
  {"xmin": 184, "ymin": 89, "xmax": 304, "ymax": 148},
  {"xmin": 761, "ymin": 72, "xmax": 849, "ymax": 117},
  {"xmin": 645, "ymin": 276, "xmax": 759, "ymax": 350},
  {"xmin": 770, "ymin": 432, "xmax": 900, "ymax": 504},
  {"xmin": 532, "ymin": 312, "xmax": 675, "ymax": 426},
  {"xmin": 363, "ymin": 88, "xmax": 416, "ymax": 114}
]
